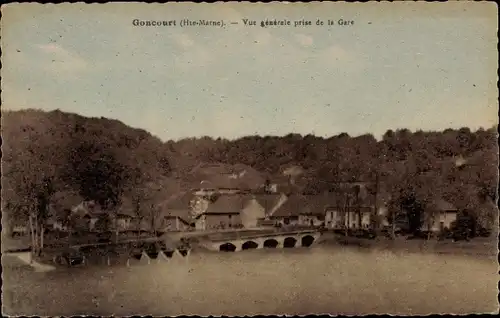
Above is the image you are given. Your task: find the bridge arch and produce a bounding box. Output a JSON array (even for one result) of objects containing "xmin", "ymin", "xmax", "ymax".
[
  {"xmin": 144, "ymin": 242, "xmax": 159, "ymax": 259},
  {"xmin": 301, "ymin": 235, "xmax": 315, "ymax": 247},
  {"xmin": 219, "ymin": 243, "xmax": 237, "ymax": 252},
  {"xmin": 283, "ymin": 237, "xmax": 297, "ymax": 248},
  {"xmin": 263, "ymin": 239, "xmax": 279, "ymax": 248},
  {"xmin": 130, "ymin": 248, "xmax": 143, "ymax": 260},
  {"xmin": 242, "ymin": 241, "xmax": 259, "ymax": 250}
]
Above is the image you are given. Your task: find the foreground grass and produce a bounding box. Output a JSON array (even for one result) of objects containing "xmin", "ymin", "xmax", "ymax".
[{"xmin": 2, "ymin": 245, "xmax": 498, "ymax": 316}]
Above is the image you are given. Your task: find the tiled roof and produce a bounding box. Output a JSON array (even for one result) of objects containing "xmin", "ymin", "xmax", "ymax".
[
  {"xmin": 301, "ymin": 193, "xmax": 339, "ymax": 215},
  {"xmin": 188, "ymin": 163, "xmax": 265, "ymax": 190},
  {"xmin": 205, "ymin": 195, "xmax": 247, "ymax": 214},
  {"xmin": 272, "ymin": 195, "xmax": 309, "ymax": 217},
  {"xmin": 158, "ymin": 192, "xmax": 194, "ymax": 222},
  {"xmin": 163, "ymin": 192, "xmax": 194, "ymax": 210},
  {"xmin": 270, "ymin": 191, "xmax": 377, "ymax": 218},
  {"xmin": 252, "ymin": 194, "xmax": 284, "ymax": 213}
]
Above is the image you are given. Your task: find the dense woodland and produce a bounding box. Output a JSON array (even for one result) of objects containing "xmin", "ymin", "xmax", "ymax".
[{"xmin": 2, "ymin": 109, "xmax": 498, "ymax": 245}]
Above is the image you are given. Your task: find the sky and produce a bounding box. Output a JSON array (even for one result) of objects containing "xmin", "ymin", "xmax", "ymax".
[{"xmin": 1, "ymin": 2, "xmax": 498, "ymax": 141}]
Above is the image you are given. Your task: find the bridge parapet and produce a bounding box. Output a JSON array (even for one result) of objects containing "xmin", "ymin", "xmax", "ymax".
[
  {"xmin": 206, "ymin": 229, "xmax": 320, "ymax": 242},
  {"xmin": 202, "ymin": 231, "xmax": 321, "ymax": 252}
]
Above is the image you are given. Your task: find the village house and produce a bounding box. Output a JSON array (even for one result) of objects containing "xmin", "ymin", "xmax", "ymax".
[
  {"xmin": 157, "ymin": 209, "xmax": 192, "ymax": 232},
  {"xmin": 70, "ymin": 200, "xmax": 135, "ymax": 233},
  {"xmin": 149, "ymin": 192, "xmax": 194, "ymax": 232},
  {"xmin": 160, "ymin": 211, "xmax": 192, "ymax": 232},
  {"xmin": 325, "ymin": 206, "xmax": 373, "ymax": 230},
  {"xmin": 299, "ymin": 193, "xmax": 340, "ymax": 227},
  {"xmin": 251, "ymin": 193, "xmax": 287, "ymax": 225},
  {"xmin": 425, "ymin": 199, "xmax": 458, "ymax": 233},
  {"xmin": 268, "ymin": 195, "xmax": 307, "ymax": 227},
  {"xmin": 191, "ymin": 166, "xmax": 262, "ymax": 197},
  {"xmin": 240, "ymin": 196, "xmax": 267, "ymax": 229},
  {"xmin": 323, "ymin": 182, "xmax": 394, "ymax": 231},
  {"xmin": 71, "ymin": 201, "xmax": 101, "ymax": 231},
  {"xmin": 194, "ymin": 195, "xmax": 244, "ymax": 230},
  {"xmin": 253, "ymin": 193, "xmax": 287, "ymax": 222},
  {"xmin": 190, "ymin": 187, "xmax": 286, "ymax": 231},
  {"xmin": 267, "ymin": 194, "xmax": 331, "ymax": 228},
  {"xmin": 114, "ymin": 211, "xmax": 135, "ymax": 232}
]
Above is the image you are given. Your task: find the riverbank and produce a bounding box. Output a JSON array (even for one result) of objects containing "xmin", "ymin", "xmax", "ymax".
[{"xmin": 318, "ymin": 231, "xmax": 498, "ymax": 258}]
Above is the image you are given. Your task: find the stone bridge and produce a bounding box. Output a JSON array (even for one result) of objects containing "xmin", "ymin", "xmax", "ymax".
[{"xmin": 199, "ymin": 230, "xmax": 322, "ymax": 252}]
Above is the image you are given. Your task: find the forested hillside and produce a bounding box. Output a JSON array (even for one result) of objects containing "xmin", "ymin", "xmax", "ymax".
[
  {"xmin": 2, "ymin": 109, "xmax": 498, "ymax": 230},
  {"xmin": 2, "ymin": 109, "xmax": 173, "ymax": 227},
  {"xmin": 169, "ymin": 128, "xmax": 497, "ymax": 197}
]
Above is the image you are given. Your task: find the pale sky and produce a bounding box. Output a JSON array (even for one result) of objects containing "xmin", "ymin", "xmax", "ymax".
[{"xmin": 1, "ymin": 2, "xmax": 498, "ymax": 141}]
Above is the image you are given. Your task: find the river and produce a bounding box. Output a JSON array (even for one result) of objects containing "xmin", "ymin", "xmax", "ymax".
[{"xmin": 2, "ymin": 245, "xmax": 498, "ymax": 316}]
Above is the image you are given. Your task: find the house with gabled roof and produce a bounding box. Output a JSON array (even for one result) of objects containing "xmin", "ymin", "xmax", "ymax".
[
  {"xmin": 112, "ymin": 197, "xmax": 141, "ymax": 232},
  {"xmin": 194, "ymin": 195, "xmax": 246, "ymax": 230},
  {"xmin": 425, "ymin": 199, "xmax": 458, "ymax": 232},
  {"xmin": 157, "ymin": 208, "xmax": 193, "ymax": 232},
  {"xmin": 156, "ymin": 192, "xmax": 196, "ymax": 232},
  {"xmin": 298, "ymin": 193, "xmax": 337, "ymax": 227},
  {"xmin": 323, "ymin": 188, "xmax": 376, "ymax": 230},
  {"xmin": 269, "ymin": 194, "xmax": 308, "ymax": 226},
  {"xmin": 240, "ymin": 194, "xmax": 287, "ymax": 229},
  {"xmin": 71, "ymin": 200, "xmax": 107, "ymax": 232},
  {"xmin": 253, "ymin": 193, "xmax": 288, "ymax": 217}
]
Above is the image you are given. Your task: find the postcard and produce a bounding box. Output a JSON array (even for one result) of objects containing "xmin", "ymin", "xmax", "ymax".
[{"xmin": 1, "ymin": 2, "xmax": 498, "ymax": 316}]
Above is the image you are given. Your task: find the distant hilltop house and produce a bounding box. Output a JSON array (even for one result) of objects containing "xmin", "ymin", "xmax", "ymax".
[{"xmin": 189, "ymin": 163, "xmax": 265, "ymax": 196}]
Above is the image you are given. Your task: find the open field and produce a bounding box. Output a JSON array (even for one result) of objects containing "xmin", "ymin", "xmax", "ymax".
[{"xmin": 2, "ymin": 244, "xmax": 498, "ymax": 316}]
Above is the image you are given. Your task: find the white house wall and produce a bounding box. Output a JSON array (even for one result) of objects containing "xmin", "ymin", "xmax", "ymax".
[
  {"xmin": 325, "ymin": 210, "xmax": 371, "ymax": 229},
  {"xmin": 195, "ymin": 215, "xmax": 207, "ymax": 231},
  {"xmin": 428, "ymin": 212, "xmax": 458, "ymax": 232},
  {"xmin": 241, "ymin": 199, "xmax": 266, "ymax": 229}
]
